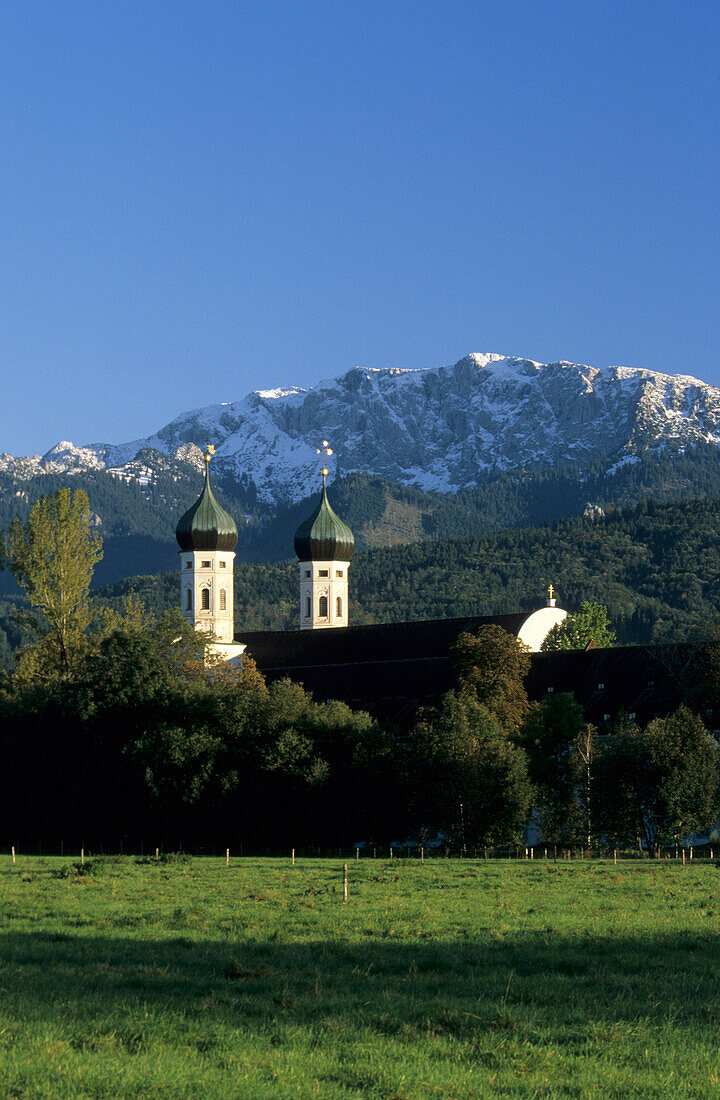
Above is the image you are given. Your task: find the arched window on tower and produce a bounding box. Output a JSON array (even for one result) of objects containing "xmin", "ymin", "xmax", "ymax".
[
  {"xmin": 305, "ymin": 595, "xmax": 311, "ymax": 618},
  {"xmin": 336, "ymin": 596, "xmax": 342, "ymax": 618},
  {"xmin": 201, "ymin": 588, "xmax": 210, "ymax": 611},
  {"xmin": 186, "ymin": 589, "xmax": 192, "ymax": 611},
  {"xmin": 219, "ymin": 589, "xmax": 227, "ymax": 611},
  {"xmin": 319, "ymin": 595, "xmax": 328, "ymax": 618}
]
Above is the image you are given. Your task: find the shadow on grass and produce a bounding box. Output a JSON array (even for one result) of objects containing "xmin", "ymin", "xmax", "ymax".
[{"xmin": 1, "ymin": 929, "xmax": 719, "ymax": 1044}]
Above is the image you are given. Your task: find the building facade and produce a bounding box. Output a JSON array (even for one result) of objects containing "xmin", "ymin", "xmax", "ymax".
[
  {"xmin": 175, "ymin": 448, "xmax": 245, "ymax": 663},
  {"xmin": 293, "ymin": 472, "xmax": 355, "ymax": 630}
]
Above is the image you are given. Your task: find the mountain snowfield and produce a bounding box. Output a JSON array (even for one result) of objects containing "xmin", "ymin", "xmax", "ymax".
[{"xmin": 5, "ymin": 353, "xmax": 720, "ymax": 504}]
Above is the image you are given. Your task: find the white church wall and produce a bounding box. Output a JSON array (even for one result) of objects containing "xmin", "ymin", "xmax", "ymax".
[
  {"xmin": 299, "ymin": 559, "xmax": 349, "ymax": 629},
  {"xmin": 180, "ymin": 549, "xmax": 236, "ymax": 644}
]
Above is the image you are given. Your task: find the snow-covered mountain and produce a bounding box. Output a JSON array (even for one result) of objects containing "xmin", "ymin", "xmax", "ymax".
[{"xmin": 6, "ymin": 353, "xmax": 720, "ymax": 504}]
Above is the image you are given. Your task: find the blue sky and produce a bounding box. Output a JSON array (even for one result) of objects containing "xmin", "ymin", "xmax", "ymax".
[{"xmin": 2, "ymin": 1, "xmax": 719, "ymax": 455}]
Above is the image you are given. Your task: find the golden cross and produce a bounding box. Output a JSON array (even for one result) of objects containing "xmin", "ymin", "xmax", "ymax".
[
  {"xmin": 205, "ymin": 443, "xmax": 216, "ymax": 464},
  {"xmin": 548, "ymin": 583, "xmax": 554, "ymax": 600}
]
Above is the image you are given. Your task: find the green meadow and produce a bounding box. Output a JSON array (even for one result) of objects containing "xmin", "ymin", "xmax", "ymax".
[{"xmin": 1, "ymin": 856, "xmax": 719, "ymax": 1099}]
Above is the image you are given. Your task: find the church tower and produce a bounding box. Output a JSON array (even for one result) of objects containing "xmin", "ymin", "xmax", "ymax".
[
  {"xmin": 176, "ymin": 447, "xmax": 239, "ymax": 648},
  {"xmin": 294, "ymin": 463, "xmax": 354, "ymax": 630}
]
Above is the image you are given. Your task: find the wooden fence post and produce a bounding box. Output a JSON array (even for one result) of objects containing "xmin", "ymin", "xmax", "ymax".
[
  {"xmin": 11, "ymin": 846, "xmax": 15, "ymax": 865},
  {"xmin": 343, "ymin": 863, "xmax": 348, "ymax": 903}
]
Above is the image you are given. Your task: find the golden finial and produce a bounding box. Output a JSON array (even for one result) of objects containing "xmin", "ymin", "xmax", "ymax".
[
  {"xmin": 317, "ymin": 440, "xmax": 333, "ymax": 485},
  {"xmin": 204, "ymin": 444, "xmax": 215, "ymax": 466}
]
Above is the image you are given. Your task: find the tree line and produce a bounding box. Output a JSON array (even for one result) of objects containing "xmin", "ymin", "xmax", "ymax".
[{"xmin": 0, "ymin": 488, "xmax": 717, "ymax": 854}]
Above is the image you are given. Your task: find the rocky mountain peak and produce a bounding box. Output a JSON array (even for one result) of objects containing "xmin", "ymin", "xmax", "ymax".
[{"xmin": 7, "ymin": 352, "xmax": 720, "ymax": 505}]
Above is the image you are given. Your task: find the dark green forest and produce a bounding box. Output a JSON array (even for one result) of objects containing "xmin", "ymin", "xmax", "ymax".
[
  {"xmin": 2, "ymin": 485, "xmax": 719, "ymax": 852},
  {"xmin": 4, "ymin": 447, "xmax": 720, "ymax": 664},
  {"xmin": 84, "ymin": 493, "xmax": 720, "ymax": 646},
  {"xmin": 4, "ymin": 441, "xmax": 720, "ymax": 595},
  {"xmin": 3, "ymin": 613, "xmax": 716, "ymax": 852}
]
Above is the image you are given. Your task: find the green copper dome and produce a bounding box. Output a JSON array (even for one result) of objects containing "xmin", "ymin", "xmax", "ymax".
[
  {"xmin": 294, "ymin": 484, "xmax": 354, "ymax": 562},
  {"xmin": 176, "ymin": 459, "xmax": 238, "ymax": 552}
]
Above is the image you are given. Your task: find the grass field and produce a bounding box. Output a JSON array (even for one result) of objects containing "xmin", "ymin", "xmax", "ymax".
[{"xmin": 1, "ymin": 855, "xmax": 720, "ymax": 1098}]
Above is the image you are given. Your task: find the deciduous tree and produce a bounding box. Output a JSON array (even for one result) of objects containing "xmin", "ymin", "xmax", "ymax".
[
  {"xmin": 451, "ymin": 625, "xmax": 532, "ymax": 734},
  {"xmin": 7, "ymin": 488, "xmax": 102, "ymax": 677},
  {"xmin": 541, "ymin": 601, "xmax": 616, "ymax": 651},
  {"xmin": 644, "ymin": 706, "xmax": 720, "ymax": 848},
  {"xmin": 520, "ymin": 692, "xmax": 586, "ymax": 843},
  {"xmin": 594, "ymin": 713, "xmax": 649, "ymax": 848},
  {"xmin": 412, "ymin": 689, "xmax": 532, "ymax": 845}
]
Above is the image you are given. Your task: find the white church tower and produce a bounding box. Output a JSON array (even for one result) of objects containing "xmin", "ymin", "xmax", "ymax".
[
  {"xmin": 175, "ymin": 446, "xmax": 244, "ymax": 661},
  {"xmin": 294, "ymin": 459, "xmax": 355, "ymax": 630}
]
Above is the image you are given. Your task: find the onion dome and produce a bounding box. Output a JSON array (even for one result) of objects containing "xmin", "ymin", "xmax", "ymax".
[
  {"xmin": 294, "ymin": 481, "xmax": 354, "ymax": 562},
  {"xmin": 176, "ymin": 450, "xmax": 238, "ymax": 552}
]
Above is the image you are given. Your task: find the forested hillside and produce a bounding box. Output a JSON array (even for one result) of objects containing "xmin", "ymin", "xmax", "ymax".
[
  {"xmin": 213, "ymin": 442, "xmax": 720, "ymax": 560},
  {"xmin": 4, "ymin": 443, "xmax": 720, "ymax": 596},
  {"xmin": 91, "ymin": 495, "xmax": 720, "ymax": 647},
  {"xmin": 4, "ymin": 459, "xmax": 720, "ymax": 664}
]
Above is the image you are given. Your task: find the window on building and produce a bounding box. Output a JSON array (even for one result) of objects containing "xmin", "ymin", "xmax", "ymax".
[
  {"xmin": 304, "ymin": 570, "xmax": 311, "ymax": 578},
  {"xmin": 319, "ymin": 569, "xmax": 329, "ymax": 578},
  {"xmin": 186, "ymin": 589, "xmax": 192, "ymax": 611},
  {"xmin": 603, "ymin": 713, "xmax": 611, "ymax": 723},
  {"xmin": 219, "ymin": 589, "xmax": 226, "ymax": 611},
  {"xmin": 305, "ymin": 595, "xmax": 311, "ymax": 617},
  {"xmin": 319, "ymin": 595, "xmax": 328, "ymax": 617},
  {"xmin": 201, "ymin": 588, "xmax": 210, "ymax": 611},
  {"xmin": 547, "ymin": 686, "xmax": 554, "ymax": 694},
  {"xmin": 219, "ymin": 561, "xmax": 226, "ymax": 569},
  {"xmin": 336, "ymin": 596, "xmax": 342, "ymax": 617},
  {"xmin": 336, "ymin": 569, "xmax": 343, "ymax": 577},
  {"xmin": 201, "ymin": 560, "xmax": 211, "ymax": 568},
  {"xmin": 598, "ymin": 682, "xmax": 605, "ymax": 690},
  {"xmin": 185, "ymin": 561, "xmax": 192, "ymax": 569},
  {"xmin": 628, "ymin": 712, "xmax": 636, "ymax": 720}
]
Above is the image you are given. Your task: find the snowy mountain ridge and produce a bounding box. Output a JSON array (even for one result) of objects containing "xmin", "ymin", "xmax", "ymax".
[{"xmin": 6, "ymin": 353, "xmax": 720, "ymax": 504}]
